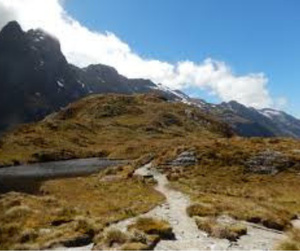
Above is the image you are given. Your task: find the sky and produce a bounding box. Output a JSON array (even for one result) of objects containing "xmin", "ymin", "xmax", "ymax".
[{"xmin": 0, "ymin": 0, "xmax": 299, "ymax": 116}]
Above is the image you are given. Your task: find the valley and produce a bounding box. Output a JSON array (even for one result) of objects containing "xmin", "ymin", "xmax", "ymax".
[
  {"xmin": 1, "ymin": 93, "xmax": 300, "ymax": 250},
  {"xmin": 0, "ymin": 19, "xmax": 300, "ymax": 250}
]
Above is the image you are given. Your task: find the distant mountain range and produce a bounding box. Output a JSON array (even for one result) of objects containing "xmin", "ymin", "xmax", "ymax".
[
  {"xmin": 1, "ymin": 21, "xmax": 300, "ymax": 138},
  {"xmin": 189, "ymin": 99, "xmax": 300, "ymax": 138}
]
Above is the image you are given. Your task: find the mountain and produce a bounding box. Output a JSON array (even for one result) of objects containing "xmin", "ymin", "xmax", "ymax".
[
  {"xmin": 259, "ymin": 108, "xmax": 300, "ymax": 138},
  {"xmin": 1, "ymin": 21, "xmax": 300, "ymax": 139},
  {"xmin": 0, "ymin": 21, "xmax": 182, "ymax": 131},
  {"xmin": 0, "ymin": 21, "xmax": 86, "ymax": 130},
  {"xmin": 0, "ymin": 93, "xmax": 234, "ymax": 166},
  {"xmin": 189, "ymin": 99, "xmax": 300, "ymax": 138}
]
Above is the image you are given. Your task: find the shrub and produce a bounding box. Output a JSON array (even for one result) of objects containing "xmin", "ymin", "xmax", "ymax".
[
  {"xmin": 121, "ymin": 242, "xmax": 149, "ymax": 250},
  {"xmin": 194, "ymin": 216, "xmax": 215, "ymax": 233},
  {"xmin": 128, "ymin": 217, "xmax": 175, "ymax": 240},
  {"xmin": 20, "ymin": 229, "xmax": 39, "ymax": 243},
  {"xmin": 276, "ymin": 229, "xmax": 300, "ymax": 250},
  {"xmin": 187, "ymin": 203, "xmax": 218, "ymax": 217},
  {"xmin": 194, "ymin": 217, "xmax": 247, "ymax": 241},
  {"xmin": 4, "ymin": 205, "xmax": 32, "ymax": 220},
  {"xmin": 102, "ymin": 228, "xmax": 129, "ymax": 247}
]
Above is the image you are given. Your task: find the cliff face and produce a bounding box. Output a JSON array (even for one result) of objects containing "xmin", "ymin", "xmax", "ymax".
[{"xmin": 0, "ymin": 21, "xmax": 86, "ymax": 130}]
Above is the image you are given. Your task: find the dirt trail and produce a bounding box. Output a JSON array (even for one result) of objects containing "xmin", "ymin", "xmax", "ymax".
[{"xmin": 112, "ymin": 163, "xmax": 284, "ymax": 250}]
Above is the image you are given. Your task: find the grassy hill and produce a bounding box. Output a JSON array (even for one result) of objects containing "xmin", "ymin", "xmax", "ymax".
[
  {"xmin": 0, "ymin": 93, "xmax": 233, "ymax": 166},
  {"xmin": 156, "ymin": 136, "xmax": 300, "ymax": 235},
  {"xmin": 1, "ymin": 93, "xmax": 300, "ymax": 249},
  {"xmin": 0, "ymin": 93, "xmax": 235, "ymax": 249}
]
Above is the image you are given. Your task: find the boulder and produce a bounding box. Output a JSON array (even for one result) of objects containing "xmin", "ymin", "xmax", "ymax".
[{"xmin": 167, "ymin": 151, "xmax": 197, "ymax": 167}]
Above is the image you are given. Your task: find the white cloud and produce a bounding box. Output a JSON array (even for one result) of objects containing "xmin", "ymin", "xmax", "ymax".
[{"xmin": 0, "ymin": 0, "xmax": 282, "ymax": 108}]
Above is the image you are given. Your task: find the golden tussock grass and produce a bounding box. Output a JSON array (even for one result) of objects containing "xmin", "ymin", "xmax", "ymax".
[
  {"xmin": 194, "ymin": 217, "xmax": 247, "ymax": 241},
  {"xmin": 161, "ymin": 137, "xmax": 300, "ymax": 231},
  {"xmin": 276, "ymin": 228, "xmax": 300, "ymax": 250},
  {"xmin": 0, "ymin": 165, "xmax": 164, "ymax": 249},
  {"xmin": 128, "ymin": 217, "xmax": 175, "ymax": 240},
  {"xmin": 40, "ymin": 167, "xmax": 165, "ymax": 225},
  {"xmin": 0, "ymin": 94, "xmax": 233, "ymax": 166}
]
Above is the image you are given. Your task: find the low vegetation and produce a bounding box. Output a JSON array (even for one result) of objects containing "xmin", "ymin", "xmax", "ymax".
[
  {"xmin": 94, "ymin": 228, "xmax": 129, "ymax": 249},
  {"xmin": 0, "ymin": 94, "xmax": 233, "ymax": 166},
  {"xmin": 158, "ymin": 137, "xmax": 300, "ymax": 231},
  {"xmin": 93, "ymin": 216, "xmax": 173, "ymax": 250},
  {"xmin": 1, "ymin": 93, "xmax": 300, "ymax": 249},
  {"xmin": 40, "ymin": 165, "xmax": 164, "ymax": 225},
  {"xmin": 128, "ymin": 217, "xmax": 175, "ymax": 240},
  {"xmin": 276, "ymin": 228, "xmax": 300, "ymax": 250},
  {"xmin": 0, "ymin": 165, "xmax": 164, "ymax": 249},
  {"xmin": 194, "ymin": 217, "xmax": 247, "ymax": 241},
  {"xmin": 93, "ymin": 224, "xmax": 162, "ymax": 250}
]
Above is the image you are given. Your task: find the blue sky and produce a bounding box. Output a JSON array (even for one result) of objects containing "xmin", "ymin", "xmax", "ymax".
[
  {"xmin": 1, "ymin": 0, "xmax": 299, "ymax": 116},
  {"xmin": 64, "ymin": 0, "xmax": 300, "ymax": 115}
]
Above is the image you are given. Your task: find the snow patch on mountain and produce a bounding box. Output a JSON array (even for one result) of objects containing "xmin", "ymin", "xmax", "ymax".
[
  {"xmin": 260, "ymin": 108, "xmax": 283, "ymax": 119},
  {"xmin": 153, "ymin": 83, "xmax": 189, "ymax": 102},
  {"xmin": 57, "ymin": 80, "xmax": 64, "ymax": 88}
]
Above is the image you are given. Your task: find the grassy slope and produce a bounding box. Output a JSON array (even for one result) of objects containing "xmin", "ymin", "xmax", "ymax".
[
  {"xmin": 0, "ymin": 165, "xmax": 164, "ymax": 249},
  {"xmin": 0, "ymin": 93, "xmax": 233, "ymax": 249},
  {"xmin": 157, "ymin": 137, "xmax": 300, "ymax": 231},
  {"xmin": 1, "ymin": 93, "xmax": 300, "ymax": 248},
  {"xmin": 0, "ymin": 94, "xmax": 233, "ymax": 166}
]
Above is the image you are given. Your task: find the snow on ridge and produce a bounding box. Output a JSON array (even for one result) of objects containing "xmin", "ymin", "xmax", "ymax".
[
  {"xmin": 77, "ymin": 80, "xmax": 85, "ymax": 89},
  {"xmin": 57, "ymin": 80, "xmax": 64, "ymax": 88},
  {"xmin": 260, "ymin": 109, "xmax": 283, "ymax": 119},
  {"xmin": 152, "ymin": 83, "xmax": 189, "ymax": 102}
]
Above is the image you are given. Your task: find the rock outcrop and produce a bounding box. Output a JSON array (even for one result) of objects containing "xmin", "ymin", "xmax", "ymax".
[
  {"xmin": 244, "ymin": 150, "xmax": 292, "ymax": 174},
  {"xmin": 167, "ymin": 151, "xmax": 198, "ymax": 167}
]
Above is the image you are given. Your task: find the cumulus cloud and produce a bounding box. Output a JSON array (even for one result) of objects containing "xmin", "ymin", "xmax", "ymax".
[{"xmin": 0, "ymin": 0, "xmax": 281, "ymax": 108}]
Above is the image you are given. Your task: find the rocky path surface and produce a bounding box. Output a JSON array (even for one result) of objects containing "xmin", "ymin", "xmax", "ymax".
[{"xmin": 112, "ymin": 163, "xmax": 284, "ymax": 250}]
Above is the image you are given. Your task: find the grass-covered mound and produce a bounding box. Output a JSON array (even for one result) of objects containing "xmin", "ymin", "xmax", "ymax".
[{"xmin": 0, "ymin": 94, "xmax": 233, "ymax": 166}]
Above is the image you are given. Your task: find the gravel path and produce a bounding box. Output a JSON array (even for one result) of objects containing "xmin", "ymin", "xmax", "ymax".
[{"xmin": 112, "ymin": 163, "xmax": 284, "ymax": 250}]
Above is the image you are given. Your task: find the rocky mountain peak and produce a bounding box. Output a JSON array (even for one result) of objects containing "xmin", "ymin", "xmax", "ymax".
[
  {"xmin": 27, "ymin": 28, "xmax": 61, "ymax": 50},
  {"xmin": 0, "ymin": 21, "xmax": 26, "ymax": 52},
  {"xmin": 1, "ymin": 21, "xmax": 300, "ymax": 139},
  {"xmin": 223, "ymin": 100, "xmax": 248, "ymax": 111},
  {"xmin": 0, "ymin": 21, "xmax": 23, "ymax": 38},
  {"xmin": 84, "ymin": 64, "xmax": 119, "ymax": 75}
]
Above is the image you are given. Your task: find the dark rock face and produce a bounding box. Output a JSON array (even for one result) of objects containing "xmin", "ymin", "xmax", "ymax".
[
  {"xmin": 76, "ymin": 64, "xmax": 160, "ymax": 95},
  {"xmin": 0, "ymin": 22, "xmax": 183, "ymax": 131},
  {"xmin": 1, "ymin": 21, "xmax": 300, "ymax": 139},
  {"xmin": 0, "ymin": 21, "xmax": 85, "ymax": 130},
  {"xmin": 0, "ymin": 21, "xmax": 181, "ymax": 131},
  {"xmin": 244, "ymin": 150, "xmax": 292, "ymax": 174}
]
